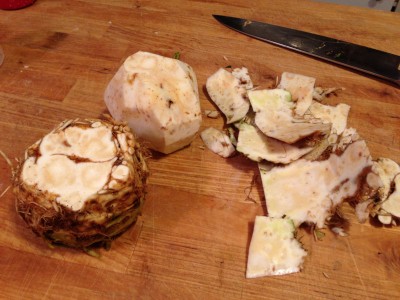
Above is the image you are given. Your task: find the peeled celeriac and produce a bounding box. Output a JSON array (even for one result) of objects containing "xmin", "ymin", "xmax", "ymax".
[{"xmin": 104, "ymin": 51, "xmax": 202, "ymax": 154}]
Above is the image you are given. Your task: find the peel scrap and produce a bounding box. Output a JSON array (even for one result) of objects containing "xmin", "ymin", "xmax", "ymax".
[{"xmin": 204, "ymin": 67, "xmax": 400, "ymax": 278}]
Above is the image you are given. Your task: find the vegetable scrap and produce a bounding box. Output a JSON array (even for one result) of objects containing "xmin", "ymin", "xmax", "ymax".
[
  {"xmin": 203, "ymin": 68, "xmax": 400, "ymax": 278},
  {"xmin": 204, "ymin": 110, "xmax": 220, "ymax": 119}
]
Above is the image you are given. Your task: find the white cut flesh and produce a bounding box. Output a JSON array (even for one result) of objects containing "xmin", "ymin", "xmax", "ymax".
[
  {"xmin": 380, "ymin": 174, "xmax": 400, "ymax": 219},
  {"xmin": 333, "ymin": 127, "xmax": 360, "ymax": 152},
  {"xmin": 278, "ymin": 72, "xmax": 315, "ymax": 116},
  {"xmin": 308, "ymin": 102, "xmax": 350, "ymax": 135},
  {"xmin": 248, "ymin": 89, "xmax": 331, "ymax": 144},
  {"xmin": 373, "ymin": 158, "xmax": 400, "ymax": 201},
  {"xmin": 377, "ymin": 215, "xmax": 393, "ymax": 225},
  {"xmin": 232, "ymin": 67, "xmax": 253, "ymax": 90},
  {"xmin": 354, "ymin": 169, "xmax": 382, "ymax": 223},
  {"xmin": 313, "ymin": 87, "xmax": 343, "ymax": 102},
  {"xmin": 246, "ymin": 216, "xmax": 307, "ymax": 278},
  {"xmin": 355, "ymin": 199, "xmax": 373, "ymax": 224},
  {"xmin": 104, "ymin": 51, "xmax": 202, "ymax": 154},
  {"xmin": 200, "ymin": 127, "xmax": 235, "ymax": 158},
  {"xmin": 302, "ymin": 133, "xmax": 338, "ymax": 161},
  {"xmin": 259, "ymin": 140, "xmax": 372, "ymax": 228},
  {"xmin": 236, "ymin": 123, "xmax": 313, "ymax": 164},
  {"xmin": 204, "ymin": 110, "xmax": 220, "ymax": 119},
  {"xmin": 206, "ymin": 68, "xmax": 251, "ymax": 124},
  {"xmin": 21, "ymin": 125, "xmax": 130, "ymax": 211}
]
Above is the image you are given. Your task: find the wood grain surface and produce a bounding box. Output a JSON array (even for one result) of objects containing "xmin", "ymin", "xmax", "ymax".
[{"xmin": 1, "ymin": 1, "xmax": 399, "ymax": 299}]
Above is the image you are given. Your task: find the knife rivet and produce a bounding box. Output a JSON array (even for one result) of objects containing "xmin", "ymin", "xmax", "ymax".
[{"xmin": 243, "ymin": 20, "xmax": 252, "ymax": 27}]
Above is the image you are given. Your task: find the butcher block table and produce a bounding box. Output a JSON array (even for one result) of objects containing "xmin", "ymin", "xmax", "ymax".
[{"xmin": 0, "ymin": 0, "xmax": 399, "ymax": 299}]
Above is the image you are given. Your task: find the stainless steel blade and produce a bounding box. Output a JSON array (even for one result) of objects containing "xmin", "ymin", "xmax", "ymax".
[{"xmin": 213, "ymin": 15, "xmax": 400, "ymax": 85}]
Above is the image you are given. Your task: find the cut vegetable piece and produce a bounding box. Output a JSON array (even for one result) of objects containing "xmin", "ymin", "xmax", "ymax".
[
  {"xmin": 355, "ymin": 199, "xmax": 373, "ymax": 223},
  {"xmin": 227, "ymin": 127, "xmax": 237, "ymax": 146},
  {"xmin": 206, "ymin": 68, "xmax": 251, "ymax": 124},
  {"xmin": 377, "ymin": 215, "xmax": 393, "ymax": 225},
  {"xmin": 200, "ymin": 127, "xmax": 235, "ymax": 158},
  {"xmin": 331, "ymin": 227, "xmax": 348, "ymax": 237},
  {"xmin": 204, "ymin": 110, "xmax": 220, "ymax": 119},
  {"xmin": 372, "ymin": 158, "xmax": 400, "ymax": 225},
  {"xmin": 352, "ymin": 167, "xmax": 382, "ymax": 223},
  {"xmin": 302, "ymin": 133, "xmax": 338, "ymax": 161},
  {"xmin": 373, "ymin": 158, "xmax": 400, "ymax": 201},
  {"xmin": 104, "ymin": 51, "xmax": 202, "ymax": 154},
  {"xmin": 308, "ymin": 102, "xmax": 350, "ymax": 135},
  {"xmin": 278, "ymin": 72, "xmax": 315, "ymax": 116},
  {"xmin": 313, "ymin": 87, "xmax": 343, "ymax": 102},
  {"xmin": 246, "ymin": 216, "xmax": 307, "ymax": 278},
  {"xmin": 248, "ymin": 89, "xmax": 331, "ymax": 144},
  {"xmin": 236, "ymin": 123, "xmax": 313, "ymax": 164},
  {"xmin": 259, "ymin": 140, "xmax": 372, "ymax": 228},
  {"xmin": 380, "ymin": 174, "xmax": 400, "ymax": 221},
  {"xmin": 333, "ymin": 127, "xmax": 360, "ymax": 153},
  {"xmin": 14, "ymin": 118, "xmax": 149, "ymax": 250},
  {"xmin": 232, "ymin": 67, "xmax": 253, "ymax": 90}
]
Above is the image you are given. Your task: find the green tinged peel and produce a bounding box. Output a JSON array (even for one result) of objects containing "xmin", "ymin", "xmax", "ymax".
[
  {"xmin": 236, "ymin": 123, "xmax": 313, "ymax": 164},
  {"xmin": 248, "ymin": 89, "xmax": 331, "ymax": 144},
  {"xmin": 173, "ymin": 52, "xmax": 181, "ymax": 60}
]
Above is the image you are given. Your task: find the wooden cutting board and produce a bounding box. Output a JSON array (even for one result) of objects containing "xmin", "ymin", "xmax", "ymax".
[{"xmin": 0, "ymin": 1, "xmax": 399, "ymax": 299}]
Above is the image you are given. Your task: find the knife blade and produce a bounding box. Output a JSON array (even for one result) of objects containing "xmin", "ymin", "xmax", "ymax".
[{"xmin": 213, "ymin": 15, "xmax": 400, "ymax": 85}]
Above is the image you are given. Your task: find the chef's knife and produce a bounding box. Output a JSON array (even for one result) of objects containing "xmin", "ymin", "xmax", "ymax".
[{"xmin": 213, "ymin": 15, "xmax": 400, "ymax": 86}]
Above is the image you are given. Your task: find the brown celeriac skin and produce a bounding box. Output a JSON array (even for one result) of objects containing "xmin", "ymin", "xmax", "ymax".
[{"xmin": 13, "ymin": 117, "xmax": 149, "ymax": 251}]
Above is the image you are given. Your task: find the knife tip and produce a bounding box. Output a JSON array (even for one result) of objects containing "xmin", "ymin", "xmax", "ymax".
[
  {"xmin": 213, "ymin": 14, "xmax": 232, "ymax": 25},
  {"xmin": 212, "ymin": 14, "xmax": 227, "ymax": 20}
]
